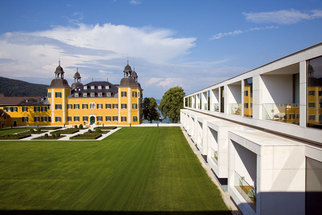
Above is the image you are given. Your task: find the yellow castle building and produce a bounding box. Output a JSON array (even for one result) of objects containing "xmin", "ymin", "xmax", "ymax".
[{"xmin": 0, "ymin": 63, "xmax": 143, "ymax": 127}]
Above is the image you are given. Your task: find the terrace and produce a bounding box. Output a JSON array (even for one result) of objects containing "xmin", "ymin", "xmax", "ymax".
[
  {"xmin": 261, "ymin": 63, "xmax": 300, "ymax": 125},
  {"xmin": 227, "ymin": 81, "xmax": 242, "ymax": 115}
]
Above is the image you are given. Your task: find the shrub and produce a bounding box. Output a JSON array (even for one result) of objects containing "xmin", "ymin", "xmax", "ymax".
[
  {"xmin": 74, "ymin": 125, "xmax": 78, "ymax": 128},
  {"xmin": 79, "ymin": 124, "xmax": 83, "ymax": 129},
  {"xmin": 30, "ymin": 128, "xmax": 34, "ymax": 133},
  {"xmin": 36, "ymin": 127, "xmax": 41, "ymax": 132},
  {"xmin": 45, "ymin": 133, "xmax": 48, "ymax": 138},
  {"xmin": 56, "ymin": 132, "xmax": 61, "ymax": 137},
  {"xmin": 95, "ymin": 127, "xmax": 101, "ymax": 133},
  {"xmin": 88, "ymin": 129, "xmax": 92, "ymax": 133}
]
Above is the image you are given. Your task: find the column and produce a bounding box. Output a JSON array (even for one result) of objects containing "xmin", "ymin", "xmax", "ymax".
[{"xmin": 299, "ymin": 61, "xmax": 306, "ymax": 127}]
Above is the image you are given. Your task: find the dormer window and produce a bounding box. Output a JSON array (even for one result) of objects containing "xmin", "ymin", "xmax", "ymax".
[
  {"xmin": 98, "ymin": 92, "xmax": 103, "ymax": 97},
  {"xmin": 106, "ymin": 92, "xmax": 111, "ymax": 97},
  {"xmin": 84, "ymin": 86, "xmax": 87, "ymax": 90},
  {"xmin": 83, "ymin": 93, "xmax": 87, "ymax": 97},
  {"xmin": 98, "ymin": 86, "xmax": 102, "ymax": 90},
  {"xmin": 105, "ymin": 85, "xmax": 110, "ymax": 89},
  {"xmin": 91, "ymin": 86, "xmax": 95, "ymax": 90},
  {"xmin": 90, "ymin": 92, "xmax": 95, "ymax": 97},
  {"xmin": 74, "ymin": 93, "xmax": 79, "ymax": 98}
]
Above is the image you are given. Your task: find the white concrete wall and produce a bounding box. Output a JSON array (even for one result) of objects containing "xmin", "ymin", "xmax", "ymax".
[
  {"xmin": 207, "ymin": 120, "xmax": 241, "ymax": 178},
  {"xmin": 197, "ymin": 118, "xmax": 203, "ymax": 149},
  {"xmin": 202, "ymin": 92, "xmax": 207, "ymax": 110},
  {"xmin": 183, "ymin": 43, "xmax": 322, "ymax": 144},
  {"xmin": 261, "ymin": 75, "xmax": 293, "ymax": 104},
  {"xmin": 227, "ymin": 84, "xmax": 242, "ymax": 104},
  {"xmin": 233, "ymin": 140, "xmax": 257, "ymax": 187},
  {"xmin": 228, "ymin": 128, "xmax": 307, "ymax": 215},
  {"xmin": 259, "ymin": 145, "xmax": 305, "ymax": 215},
  {"xmin": 181, "ymin": 108, "xmax": 322, "ymax": 214}
]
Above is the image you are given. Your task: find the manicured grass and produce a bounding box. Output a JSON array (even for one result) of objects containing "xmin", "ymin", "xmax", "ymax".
[
  {"xmin": 0, "ymin": 127, "xmax": 61, "ymax": 136},
  {"xmin": 0, "ymin": 133, "xmax": 31, "ymax": 140},
  {"xmin": 51, "ymin": 128, "xmax": 79, "ymax": 134},
  {"xmin": 0, "ymin": 127, "xmax": 34, "ymax": 136},
  {"xmin": 0, "ymin": 127, "xmax": 229, "ymax": 213},
  {"xmin": 70, "ymin": 132, "xmax": 102, "ymax": 139}
]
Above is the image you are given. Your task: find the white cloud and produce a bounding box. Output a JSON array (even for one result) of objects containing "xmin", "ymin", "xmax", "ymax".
[
  {"xmin": 146, "ymin": 77, "xmax": 182, "ymax": 88},
  {"xmin": 210, "ymin": 26, "xmax": 277, "ymax": 40},
  {"xmin": 0, "ymin": 22, "xmax": 245, "ymax": 98},
  {"xmin": 210, "ymin": 30, "xmax": 243, "ymax": 40},
  {"xmin": 243, "ymin": 9, "xmax": 322, "ymax": 24},
  {"xmin": 129, "ymin": 0, "xmax": 141, "ymax": 5},
  {"xmin": 31, "ymin": 23, "xmax": 195, "ymax": 63},
  {"xmin": 0, "ymin": 23, "xmax": 203, "ymax": 98}
]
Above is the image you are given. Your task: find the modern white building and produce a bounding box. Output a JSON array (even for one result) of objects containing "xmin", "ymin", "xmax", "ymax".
[{"xmin": 181, "ymin": 43, "xmax": 322, "ymax": 215}]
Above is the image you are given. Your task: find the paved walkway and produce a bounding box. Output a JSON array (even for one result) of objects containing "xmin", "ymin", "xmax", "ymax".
[
  {"xmin": 22, "ymin": 130, "xmax": 53, "ymax": 140},
  {"xmin": 180, "ymin": 126, "xmax": 241, "ymax": 215},
  {"xmin": 18, "ymin": 126, "xmax": 121, "ymax": 141},
  {"xmin": 4, "ymin": 124, "xmax": 180, "ymax": 141}
]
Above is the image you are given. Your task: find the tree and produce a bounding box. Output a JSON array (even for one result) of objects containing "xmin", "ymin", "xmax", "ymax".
[
  {"xmin": 159, "ymin": 86, "xmax": 185, "ymax": 123},
  {"xmin": 142, "ymin": 97, "xmax": 160, "ymax": 123}
]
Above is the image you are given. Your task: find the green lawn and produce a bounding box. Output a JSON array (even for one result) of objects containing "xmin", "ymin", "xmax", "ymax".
[
  {"xmin": 0, "ymin": 127, "xmax": 229, "ymax": 213},
  {"xmin": 0, "ymin": 127, "xmax": 32, "ymax": 135}
]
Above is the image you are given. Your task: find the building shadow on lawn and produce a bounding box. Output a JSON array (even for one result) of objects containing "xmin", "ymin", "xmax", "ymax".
[{"xmin": 0, "ymin": 210, "xmax": 233, "ymax": 215}]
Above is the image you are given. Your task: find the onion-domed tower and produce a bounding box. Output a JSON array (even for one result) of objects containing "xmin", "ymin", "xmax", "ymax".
[
  {"xmin": 118, "ymin": 62, "xmax": 143, "ymax": 125},
  {"xmin": 71, "ymin": 68, "xmax": 83, "ymax": 90},
  {"xmin": 47, "ymin": 61, "xmax": 71, "ymax": 125}
]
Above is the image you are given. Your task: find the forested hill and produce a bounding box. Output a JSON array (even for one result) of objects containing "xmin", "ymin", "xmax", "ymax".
[{"xmin": 0, "ymin": 77, "xmax": 48, "ymax": 97}]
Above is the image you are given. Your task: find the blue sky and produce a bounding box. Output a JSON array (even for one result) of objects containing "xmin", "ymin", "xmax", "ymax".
[{"xmin": 0, "ymin": 0, "xmax": 321, "ymax": 98}]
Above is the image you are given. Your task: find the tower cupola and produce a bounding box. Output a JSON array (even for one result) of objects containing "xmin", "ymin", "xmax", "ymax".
[
  {"xmin": 49, "ymin": 61, "xmax": 70, "ymax": 88},
  {"xmin": 71, "ymin": 68, "xmax": 83, "ymax": 90},
  {"xmin": 123, "ymin": 63, "xmax": 132, "ymax": 78},
  {"xmin": 120, "ymin": 62, "xmax": 141, "ymax": 88},
  {"xmin": 55, "ymin": 61, "xmax": 65, "ymax": 79}
]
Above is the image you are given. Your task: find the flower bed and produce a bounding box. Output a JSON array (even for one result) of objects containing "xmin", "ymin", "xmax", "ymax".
[
  {"xmin": 51, "ymin": 128, "xmax": 79, "ymax": 135},
  {"xmin": 39, "ymin": 126, "xmax": 62, "ymax": 130},
  {"xmin": 33, "ymin": 134, "xmax": 65, "ymax": 140},
  {"xmin": 70, "ymin": 131, "xmax": 102, "ymax": 140}
]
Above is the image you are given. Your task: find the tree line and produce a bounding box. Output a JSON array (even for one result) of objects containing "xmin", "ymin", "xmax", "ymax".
[{"xmin": 143, "ymin": 86, "xmax": 185, "ymax": 123}]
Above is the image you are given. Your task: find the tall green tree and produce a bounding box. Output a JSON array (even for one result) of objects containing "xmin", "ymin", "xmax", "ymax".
[
  {"xmin": 142, "ymin": 97, "xmax": 160, "ymax": 123},
  {"xmin": 159, "ymin": 86, "xmax": 185, "ymax": 123}
]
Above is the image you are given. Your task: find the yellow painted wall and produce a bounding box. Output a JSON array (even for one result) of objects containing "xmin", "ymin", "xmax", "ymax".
[
  {"xmin": 66, "ymin": 97, "xmax": 119, "ymax": 125},
  {"xmin": 0, "ymin": 105, "xmax": 51, "ymax": 127},
  {"xmin": 119, "ymin": 87, "xmax": 128, "ymax": 125},
  {"xmin": 48, "ymin": 88, "xmax": 70, "ymax": 126},
  {"xmin": 1, "ymin": 85, "xmax": 142, "ymax": 127}
]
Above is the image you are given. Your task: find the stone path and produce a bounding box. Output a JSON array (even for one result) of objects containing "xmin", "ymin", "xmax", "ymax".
[{"xmin": 18, "ymin": 126, "xmax": 121, "ymax": 141}]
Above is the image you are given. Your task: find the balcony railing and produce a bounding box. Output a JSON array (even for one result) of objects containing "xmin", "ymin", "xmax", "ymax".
[
  {"xmin": 213, "ymin": 103, "xmax": 219, "ymax": 112},
  {"xmin": 262, "ymin": 103, "xmax": 299, "ymax": 125},
  {"xmin": 234, "ymin": 171, "xmax": 256, "ymax": 210},
  {"xmin": 204, "ymin": 104, "xmax": 208, "ymax": 110},
  {"xmin": 228, "ymin": 103, "xmax": 242, "ymax": 115}
]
